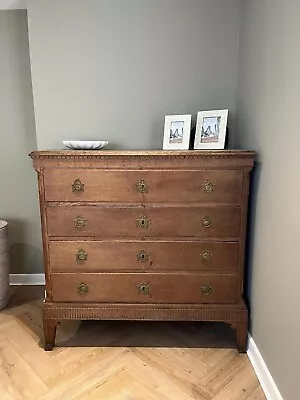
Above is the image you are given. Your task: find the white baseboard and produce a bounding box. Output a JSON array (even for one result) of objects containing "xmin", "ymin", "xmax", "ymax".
[
  {"xmin": 247, "ymin": 335, "xmax": 283, "ymax": 400},
  {"xmin": 10, "ymin": 273, "xmax": 45, "ymax": 285}
]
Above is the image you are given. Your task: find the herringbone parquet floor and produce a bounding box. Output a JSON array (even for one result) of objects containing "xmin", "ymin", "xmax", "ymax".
[{"xmin": 0, "ymin": 287, "xmax": 266, "ymax": 400}]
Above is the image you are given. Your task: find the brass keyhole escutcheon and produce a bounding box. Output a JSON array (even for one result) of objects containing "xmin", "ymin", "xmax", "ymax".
[
  {"xmin": 72, "ymin": 179, "xmax": 84, "ymax": 193},
  {"xmin": 203, "ymin": 180, "xmax": 215, "ymax": 193},
  {"xmin": 137, "ymin": 250, "xmax": 150, "ymax": 263},
  {"xmin": 76, "ymin": 249, "xmax": 88, "ymax": 263},
  {"xmin": 74, "ymin": 216, "xmax": 86, "ymax": 229},
  {"xmin": 136, "ymin": 179, "xmax": 148, "ymax": 193},
  {"xmin": 201, "ymin": 250, "xmax": 212, "ymax": 262},
  {"xmin": 137, "ymin": 216, "xmax": 151, "ymax": 229},
  {"xmin": 202, "ymin": 216, "xmax": 212, "ymax": 228},
  {"xmin": 200, "ymin": 283, "xmax": 212, "ymax": 295},
  {"xmin": 138, "ymin": 283, "xmax": 151, "ymax": 295},
  {"xmin": 78, "ymin": 282, "xmax": 89, "ymax": 295}
]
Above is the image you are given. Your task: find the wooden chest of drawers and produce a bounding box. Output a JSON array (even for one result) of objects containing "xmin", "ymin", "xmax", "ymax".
[{"xmin": 30, "ymin": 150, "xmax": 255, "ymax": 351}]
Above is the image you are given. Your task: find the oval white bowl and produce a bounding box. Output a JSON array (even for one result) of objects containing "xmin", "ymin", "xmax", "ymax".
[{"xmin": 63, "ymin": 140, "xmax": 109, "ymax": 150}]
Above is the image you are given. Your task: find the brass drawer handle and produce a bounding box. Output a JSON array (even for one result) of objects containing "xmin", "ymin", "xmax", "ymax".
[
  {"xmin": 137, "ymin": 250, "xmax": 150, "ymax": 263},
  {"xmin": 136, "ymin": 179, "xmax": 148, "ymax": 193},
  {"xmin": 202, "ymin": 216, "xmax": 212, "ymax": 228},
  {"xmin": 201, "ymin": 283, "xmax": 212, "ymax": 295},
  {"xmin": 72, "ymin": 178, "xmax": 84, "ymax": 193},
  {"xmin": 76, "ymin": 249, "xmax": 88, "ymax": 262},
  {"xmin": 201, "ymin": 250, "xmax": 212, "ymax": 262},
  {"xmin": 138, "ymin": 283, "xmax": 151, "ymax": 295},
  {"xmin": 137, "ymin": 216, "xmax": 151, "ymax": 229},
  {"xmin": 74, "ymin": 216, "xmax": 86, "ymax": 229},
  {"xmin": 78, "ymin": 282, "xmax": 89, "ymax": 295},
  {"xmin": 203, "ymin": 180, "xmax": 215, "ymax": 193}
]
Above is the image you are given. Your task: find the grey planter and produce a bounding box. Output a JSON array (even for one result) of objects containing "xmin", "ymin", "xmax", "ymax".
[{"xmin": 0, "ymin": 221, "xmax": 9, "ymax": 310}]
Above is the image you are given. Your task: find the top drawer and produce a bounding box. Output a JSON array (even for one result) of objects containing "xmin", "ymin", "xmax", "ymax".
[{"xmin": 43, "ymin": 169, "xmax": 243, "ymax": 203}]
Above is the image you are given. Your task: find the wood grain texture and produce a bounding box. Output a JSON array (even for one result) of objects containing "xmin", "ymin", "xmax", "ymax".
[
  {"xmin": 0, "ymin": 286, "xmax": 266, "ymax": 400},
  {"xmin": 48, "ymin": 240, "xmax": 239, "ymax": 272},
  {"xmin": 37, "ymin": 171, "xmax": 52, "ymax": 302},
  {"xmin": 30, "ymin": 150, "xmax": 255, "ymax": 171},
  {"xmin": 30, "ymin": 150, "xmax": 255, "ymax": 352},
  {"xmin": 46, "ymin": 205, "xmax": 241, "ymax": 238},
  {"xmin": 51, "ymin": 272, "xmax": 238, "ymax": 304},
  {"xmin": 43, "ymin": 301, "xmax": 248, "ymax": 322},
  {"xmin": 44, "ymin": 169, "xmax": 243, "ymax": 203}
]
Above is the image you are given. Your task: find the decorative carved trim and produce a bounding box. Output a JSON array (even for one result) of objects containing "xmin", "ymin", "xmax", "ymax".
[
  {"xmin": 30, "ymin": 150, "xmax": 255, "ymax": 161},
  {"xmin": 30, "ymin": 151, "xmax": 255, "ymax": 172},
  {"xmin": 43, "ymin": 302, "xmax": 248, "ymax": 322}
]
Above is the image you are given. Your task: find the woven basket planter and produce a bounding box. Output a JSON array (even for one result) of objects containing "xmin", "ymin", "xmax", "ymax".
[{"xmin": 0, "ymin": 221, "xmax": 9, "ymax": 310}]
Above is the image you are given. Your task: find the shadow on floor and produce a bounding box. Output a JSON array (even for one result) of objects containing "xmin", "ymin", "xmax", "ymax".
[
  {"xmin": 8, "ymin": 286, "xmax": 238, "ymax": 351},
  {"xmin": 55, "ymin": 320, "xmax": 237, "ymax": 350}
]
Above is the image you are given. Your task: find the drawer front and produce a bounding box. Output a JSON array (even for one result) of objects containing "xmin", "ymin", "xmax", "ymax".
[
  {"xmin": 49, "ymin": 241, "xmax": 239, "ymax": 272},
  {"xmin": 44, "ymin": 169, "xmax": 243, "ymax": 203},
  {"xmin": 51, "ymin": 273, "xmax": 237, "ymax": 304},
  {"xmin": 46, "ymin": 206, "xmax": 241, "ymax": 238}
]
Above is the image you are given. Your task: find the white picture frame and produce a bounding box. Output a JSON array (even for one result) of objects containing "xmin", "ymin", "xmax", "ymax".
[
  {"xmin": 194, "ymin": 109, "xmax": 228, "ymax": 150},
  {"xmin": 163, "ymin": 114, "xmax": 192, "ymax": 150}
]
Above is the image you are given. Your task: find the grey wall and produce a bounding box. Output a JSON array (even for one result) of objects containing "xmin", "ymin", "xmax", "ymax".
[
  {"xmin": 236, "ymin": 1, "xmax": 299, "ymax": 399},
  {"xmin": 27, "ymin": 0, "xmax": 241, "ymax": 150},
  {"xmin": 0, "ymin": 10, "xmax": 42, "ymax": 274}
]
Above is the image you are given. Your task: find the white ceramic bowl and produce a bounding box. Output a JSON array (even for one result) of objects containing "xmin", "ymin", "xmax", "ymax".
[{"xmin": 63, "ymin": 140, "xmax": 109, "ymax": 150}]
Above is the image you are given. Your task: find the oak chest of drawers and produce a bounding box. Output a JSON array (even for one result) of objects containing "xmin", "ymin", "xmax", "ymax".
[{"xmin": 30, "ymin": 150, "xmax": 255, "ymax": 351}]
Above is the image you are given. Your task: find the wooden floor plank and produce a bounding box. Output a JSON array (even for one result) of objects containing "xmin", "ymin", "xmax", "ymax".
[
  {"xmin": 0, "ymin": 339, "xmax": 48, "ymax": 400},
  {"xmin": 74, "ymin": 369, "xmax": 166, "ymax": 400},
  {"xmin": 0, "ymin": 368, "xmax": 25, "ymax": 400},
  {"xmin": 246, "ymin": 385, "xmax": 268, "ymax": 400},
  {"xmin": 42, "ymin": 351, "xmax": 130, "ymax": 400},
  {"xmin": 128, "ymin": 357, "xmax": 199, "ymax": 400},
  {"xmin": 212, "ymin": 359, "xmax": 262, "ymax": 400},
  {"xmin": 3, "ymin": 322, "xmax": 60, "ymax": 384},
  {"xmin": 130, "ymin": 347, "xmax": 214, "ymax": 399},
  {"xmin": 203, "ymin": 352, "xmax": 249, "ymax": 393},
  {"xmin": 0, "ymin": 286, "xmax": 266, "ymax": 400},
  {"xmin": 46, "ymin": 348, "xmax": 128, "ymax": 391}
]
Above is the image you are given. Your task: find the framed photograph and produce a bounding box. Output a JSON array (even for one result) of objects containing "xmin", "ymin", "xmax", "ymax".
[
  {"xmin": 194, "ymin": 109, "xmax": 228, "ymax": 150},
  {"xmin": 163, "ymin": 114, "xmax": 192, "ymax": 150}
]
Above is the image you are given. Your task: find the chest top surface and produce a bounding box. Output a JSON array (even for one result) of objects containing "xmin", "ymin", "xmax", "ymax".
[{"xmin": 30, "ymin": 150, "xmax": 255, "ymax": 171}]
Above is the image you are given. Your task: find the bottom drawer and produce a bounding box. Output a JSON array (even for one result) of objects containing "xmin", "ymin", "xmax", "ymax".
[{"xmin": 51, "ymin": 273, "xmax": 237, "ymax": 304}]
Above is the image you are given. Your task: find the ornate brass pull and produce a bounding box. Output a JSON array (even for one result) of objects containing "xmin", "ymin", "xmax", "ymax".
[
  {"xmin": 76, "ymin": 249, "xmax": 88, "ymax": 262},
  {"xmin": 201, "ymin": 250, "xmax": 212, "ymax": 262},
  {"xmin": 136, "ymin": 179, "xmax": 148, "ymax": 193},
  {"xmin": 72, "ymin": 179, "xmax": 84, "ymax": 193},
  {"xmin": 137, "ymin": 216, "xmax": 151, "ymax": 229},
  {"xmin": 203, "ymin": 180, "xmax": 215, "ymax": 193},
  {"xmin": 137, "ymin": 250, "xmax": 150, "ymax": 263},
  {"xmin": 74, "ymin": 216, "xmax": 86, "ymax": 229},
  {"xmin": 202, "ymin": 216, "xmax": 212, "ymax": 228},
  {"xmin": 78, "ymin": 282, "xmax": 89, "ymax": 295},
  {"xmin": 201, "ymin": 283, "xmax": 212, "ymax": 295},
  {"xmin": 138, "ymin": 283, "xmax": 151, "ymax": 295}
]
